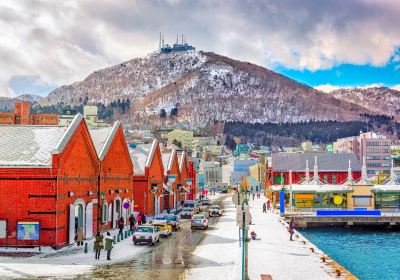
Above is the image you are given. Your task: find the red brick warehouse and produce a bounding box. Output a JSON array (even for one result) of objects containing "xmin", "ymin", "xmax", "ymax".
[
  {"xmin": 89, "ymin": 121, "xmax": 133, "ymax": 231},
  {"xmin": 0, "ymin": 115, "xmax": 99, "ymax": 248},
  {"xmin": 130, "ymin": 139, "xmax": 165, "ymax": 216},
  {"xmin": 162, "ymin": 148, "xmax": 180, "ymax": 210}
]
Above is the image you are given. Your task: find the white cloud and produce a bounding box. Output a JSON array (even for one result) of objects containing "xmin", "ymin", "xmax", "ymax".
[
  {"xmin": 315, "ymin": 83, "xmax": 384, "ymax": 93},
  {"xmin": 392, "ymin": 85, "xmax": 400, "ymax": 91},
  {"xmin": 0, "ymin": 0, "xmax": 399, "ymax": 97}
]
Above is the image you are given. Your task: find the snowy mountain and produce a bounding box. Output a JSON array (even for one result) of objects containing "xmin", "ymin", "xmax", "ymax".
[
  {"xmin": 42, "ymin": 51, "xmax": 370, "ymax": 126},
  {"xmin": 0, "ymin": 94, "xmax": 43, "ymax": 111},
  {"xmin": 329, "ymin": 87, "xmax": 400, "ymax": 117}
]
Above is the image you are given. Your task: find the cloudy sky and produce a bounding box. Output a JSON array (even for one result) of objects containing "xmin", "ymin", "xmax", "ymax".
[{"xmin": 0, "ymin": 0, "xmax": 399, "ymax": 97}]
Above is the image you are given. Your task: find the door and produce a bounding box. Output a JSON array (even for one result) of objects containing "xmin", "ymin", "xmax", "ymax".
[
  {"xmin": 69, "ymin": 205, "xmax": 75, "ymax": 244},
  {"xmin": 85, "ymin": 202, "xmax": 93, "ymax": 239}
]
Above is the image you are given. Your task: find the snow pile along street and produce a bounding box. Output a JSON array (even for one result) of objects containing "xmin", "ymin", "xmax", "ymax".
[{"xmin": 186, "ymin": 196, "xmax": 241, "ymax": 280}]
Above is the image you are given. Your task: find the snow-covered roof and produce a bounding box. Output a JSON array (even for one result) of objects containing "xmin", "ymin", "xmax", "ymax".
[
  {"xmin": 272, "ymin": 153, "xmax": 361, "ymax": 172},
  {"xmin": 372, "ymin": 184, "xmax": 400, "ymax": 193},
  {"xmin": 179, "ymin": 151, "xmax": 187, "ymax": 173},
  {"xmin": 0, "ymin": 114, "xmax": 83, "ymax": 167},
  {"xmin": 128, "ymin": 140, "xmax": 157, "ymax": 174},
  {"xmin": 271, "ymin": 184, "xmax": 353, "ymax": 193},
  {"xmin": 89, "ymin": 121, "xmax": 120, "ymax": 160}
]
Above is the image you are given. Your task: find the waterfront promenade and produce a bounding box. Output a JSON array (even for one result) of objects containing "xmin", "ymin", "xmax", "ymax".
[{"xmin": 247, "ymin": 199, "xmax": 335, "ymax": 280}]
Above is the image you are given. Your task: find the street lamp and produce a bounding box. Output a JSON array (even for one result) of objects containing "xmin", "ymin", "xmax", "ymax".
[{"xmin": 238, "ymin": 183, "xmax": 250, "ymax": 280}]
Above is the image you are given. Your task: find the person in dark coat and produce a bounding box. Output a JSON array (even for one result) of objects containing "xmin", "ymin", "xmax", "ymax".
[
  {"xmin": 104, "ymin": 232, "xmax": 113, "ymax": 260},
  {"xmin": 94, "ymin": 231, "xmax": 104, "ymax": 259},
  {"xmin": 141, "ymin": 213, "xmax": 147, "ymax": 224},
  {"xmin": 118, "ymin": 217, "xmax": 124, "ymax": 234},
  {"xmin": 129, "ymin": 214, "xmax": 136, "ymax": 231},
  {"xmin": 289, "ymin": 219, "xmax": 295, "ymax": 241},
  {"xmin": 262, "ymin": 202, "xmax": 267, "ymax": 213}
]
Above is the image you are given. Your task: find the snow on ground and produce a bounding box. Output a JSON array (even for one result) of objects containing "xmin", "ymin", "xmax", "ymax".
[
  {"xmin": 186, "ymin": 196, "xmax": 241, "ymax": 280},
  {"xmin": 247, "ymin": 198, "xmax": 333, "ymax": 280},
  {"xmin": 186, "ymin": 195, "xmax": 335, "ymax": 280},
  {"xmin": 0, "ymin": 195, "xmax": 224, "ymax": 279}
]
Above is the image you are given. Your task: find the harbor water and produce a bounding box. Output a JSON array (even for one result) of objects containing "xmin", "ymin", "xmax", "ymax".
[{"xmin": 298, "ymin": 227, "xmax": 400, "ymax": 280}]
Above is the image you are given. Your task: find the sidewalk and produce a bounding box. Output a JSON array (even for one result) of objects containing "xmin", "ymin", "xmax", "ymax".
[
  {"xmin": 0, "ymin": 194, "xmax": 224, "ymax": 279},
  {"xmin": 0, "ymin": 226, "xmax": 147, "ymax": 278},
  {"xmin": 247, "ymin": 198, "xmax": 334, "ymax": 280}
]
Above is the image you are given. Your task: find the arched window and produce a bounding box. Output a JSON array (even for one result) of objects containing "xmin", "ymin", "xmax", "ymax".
[
  {"xmin": 332, "ymin": 175, "xmax": 337, "ymax": 184},
  {"xmin": 102, "ymin": 203, "xmax": 108, "ymax": 223},
  {"xmin": 324, "ymin": 175, "xmax": 328, "ymax": 184}
]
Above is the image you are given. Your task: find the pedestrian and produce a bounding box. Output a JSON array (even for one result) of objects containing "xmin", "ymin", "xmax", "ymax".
[
  {"xmin": 137, "ymin": 212, "xmax": 142, "ymax": 225},
  {"xmin": 104, "ymin": 232, "xmax": 113, "ymax": 261},
  {"xmin": 118, "ymin": 217, "xmax": 124, "ymax": 234},
  {"xmin": 267, "ymin": 199, "xmax": 271, "ymax": 211},
  {"xmin": 262, "ymin": 202, "xmax": 266, "ymax": 213},
  {"xmin": 129, "ymin": 214, "xmax": 136, "ymax": 231},
  {"xmin": 252, "ymin": 193, "xmax": 255, "ymax": 201},
  {"xmin": 94, "ymin": 231, "xmax": 104, "ymax": 259},
  {"xmin": 289, "ymin": 219, "xmax": 295, "ymax": 241},
  {"xmin": 141, "ymin": 213, "xmax": 147, "ymax": 224},
  {"xmin": 75, "ymin": 227, "xmax": 84, "ymax": 246}
]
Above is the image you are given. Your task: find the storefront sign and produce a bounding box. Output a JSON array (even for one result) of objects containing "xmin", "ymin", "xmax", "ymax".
[
  {"xmin": 295, "ymin": 194, "xmax": 314, "ymax": 207},
  {"xmin": 17, "ymin": 221, "xmax": 40, "ymax": 241}
]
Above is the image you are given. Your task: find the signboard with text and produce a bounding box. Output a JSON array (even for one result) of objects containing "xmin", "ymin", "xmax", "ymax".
[{"xmin": 17, "ymin": 221, "xmax": 40, "ymax": 241}]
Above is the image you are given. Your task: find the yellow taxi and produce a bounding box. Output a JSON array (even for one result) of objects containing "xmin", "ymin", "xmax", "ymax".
[{"xmin": 151, "ymin": 219, "xmax": 172, "ymax": 237}]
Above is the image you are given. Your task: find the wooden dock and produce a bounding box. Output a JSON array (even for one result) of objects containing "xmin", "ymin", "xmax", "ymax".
[{"xmin": 288, "ymin": 215, "xmax": 400, "ymax": 228}]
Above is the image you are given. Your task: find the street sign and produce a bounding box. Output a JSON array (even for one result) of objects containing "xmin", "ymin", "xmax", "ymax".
[
  {"xmin": 236, "ymin": 211, "xmax": 251, "ymax": 226},
  {"xmin": 232, "ymin": 193, "xmax": 244, "ymax": 205}
]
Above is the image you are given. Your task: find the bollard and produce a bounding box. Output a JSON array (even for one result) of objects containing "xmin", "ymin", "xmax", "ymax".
[
  {"xmin": 113, "ymin": 236, "xmax": 116, "ymax": 244},
  {"xmin": 125, "ymin": 231, "xmax": 128, "ymax": 239},
  {"xmin": 117, "ymin": 234, "xmax": 120, "ymax": 242},
  {"xmin": 84, "ymin": 243, "xmax": 88, "ymax": 254},
  {"xmin": 121, "ymin": 232, "xmax": 124, "ymax": 240}
]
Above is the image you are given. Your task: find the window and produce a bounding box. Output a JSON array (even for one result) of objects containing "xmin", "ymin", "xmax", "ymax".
[
  {"xmin": 353, "ymin": 196, "xmax": 372, "ymax": 207},
  {"xmin": 323, "ymin": 175, "xmax": 328, "ymax": 184},
  {"xmin": 366, "ymin": 156, "xmax": 381, "ymax": 160},
  {"xmin": 383, "ymin": 156, "xmax": 391, "ymax": 160},
  {"xmin": 382, "ymin": 162, "xmax": 391, "ymax": 167},
  {"xmin": 101, "ymin": 203, "xmax": 108, "ymax": 223},
  {"xmin": 332, "ymin": 175, "xmax": 337, "ymax": 184},
  {"xmin": 367, "ymin": 170, "xmax": 376, "ymax": 174},
  {"xmin": 367, "ymin": 163, "xmax": 381, "ymax": 167}
]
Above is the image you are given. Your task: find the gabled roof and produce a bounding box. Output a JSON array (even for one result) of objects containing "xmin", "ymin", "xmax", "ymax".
[
  {"xmin": 272, "ymin": 153, "xmax": 361, "ymax": 172},
  {"xmin": 0, "ymin": 114, "xmax": 83, "ymax": 167},
  {"xmin": 179, "ymin": 151, "xmax": 187, "ymax": 173},
  {"xmin": 129, "ymin": 139, "xmax": 159, "ymax": 175},
  {"xmin": 161, "ymin": 148, "xmax": 177, "ymax": 174},
  {"xmin": 128, "ymin": 143, "xmax": 152, "ymax": 175},
  {"xmin": 89, "ymin": 121, "xmax": 120, "ymax": 161}
]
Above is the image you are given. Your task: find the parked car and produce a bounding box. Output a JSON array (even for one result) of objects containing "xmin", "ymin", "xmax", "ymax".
[
  {"xmin": 151, "ymin": 220, "xmax": 172, "ymax": 237},
  {"xmin": 163, "ymin": 214, "xmax": 181, "ymax": 231},
  {"xmin": 132, "ymin": 225, "xmax": 160, "ymax": 246},
  {"xmin": 201, "ymin": 198, "xmax": 211, "ymax": 206},
  {"xmin": 191, "ymin": 213, "xmax": 209, "ymax": 230},
  {"xmin": 181, "ymin": 207, "xmax": 195, "ymax": 219},
  {"xmin": 183, "ymin": 200, "xmax": 199, "ymax": 213},
  {"xmin": 220, "ymin": 189, "xmax": 228, "ymax": 194},
  {"xmin": 209, "ymin": 205, "xmax": 223, "ymax": 217}
]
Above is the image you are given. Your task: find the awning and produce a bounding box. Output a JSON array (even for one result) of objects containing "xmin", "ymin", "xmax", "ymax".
[
  {"xmin": 372, "ymin": 184, "xmax": 400, "ymax": 194},
  {"xmin": 271, "ymin": 184, "xmax": 353, "ymax": 194}
]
